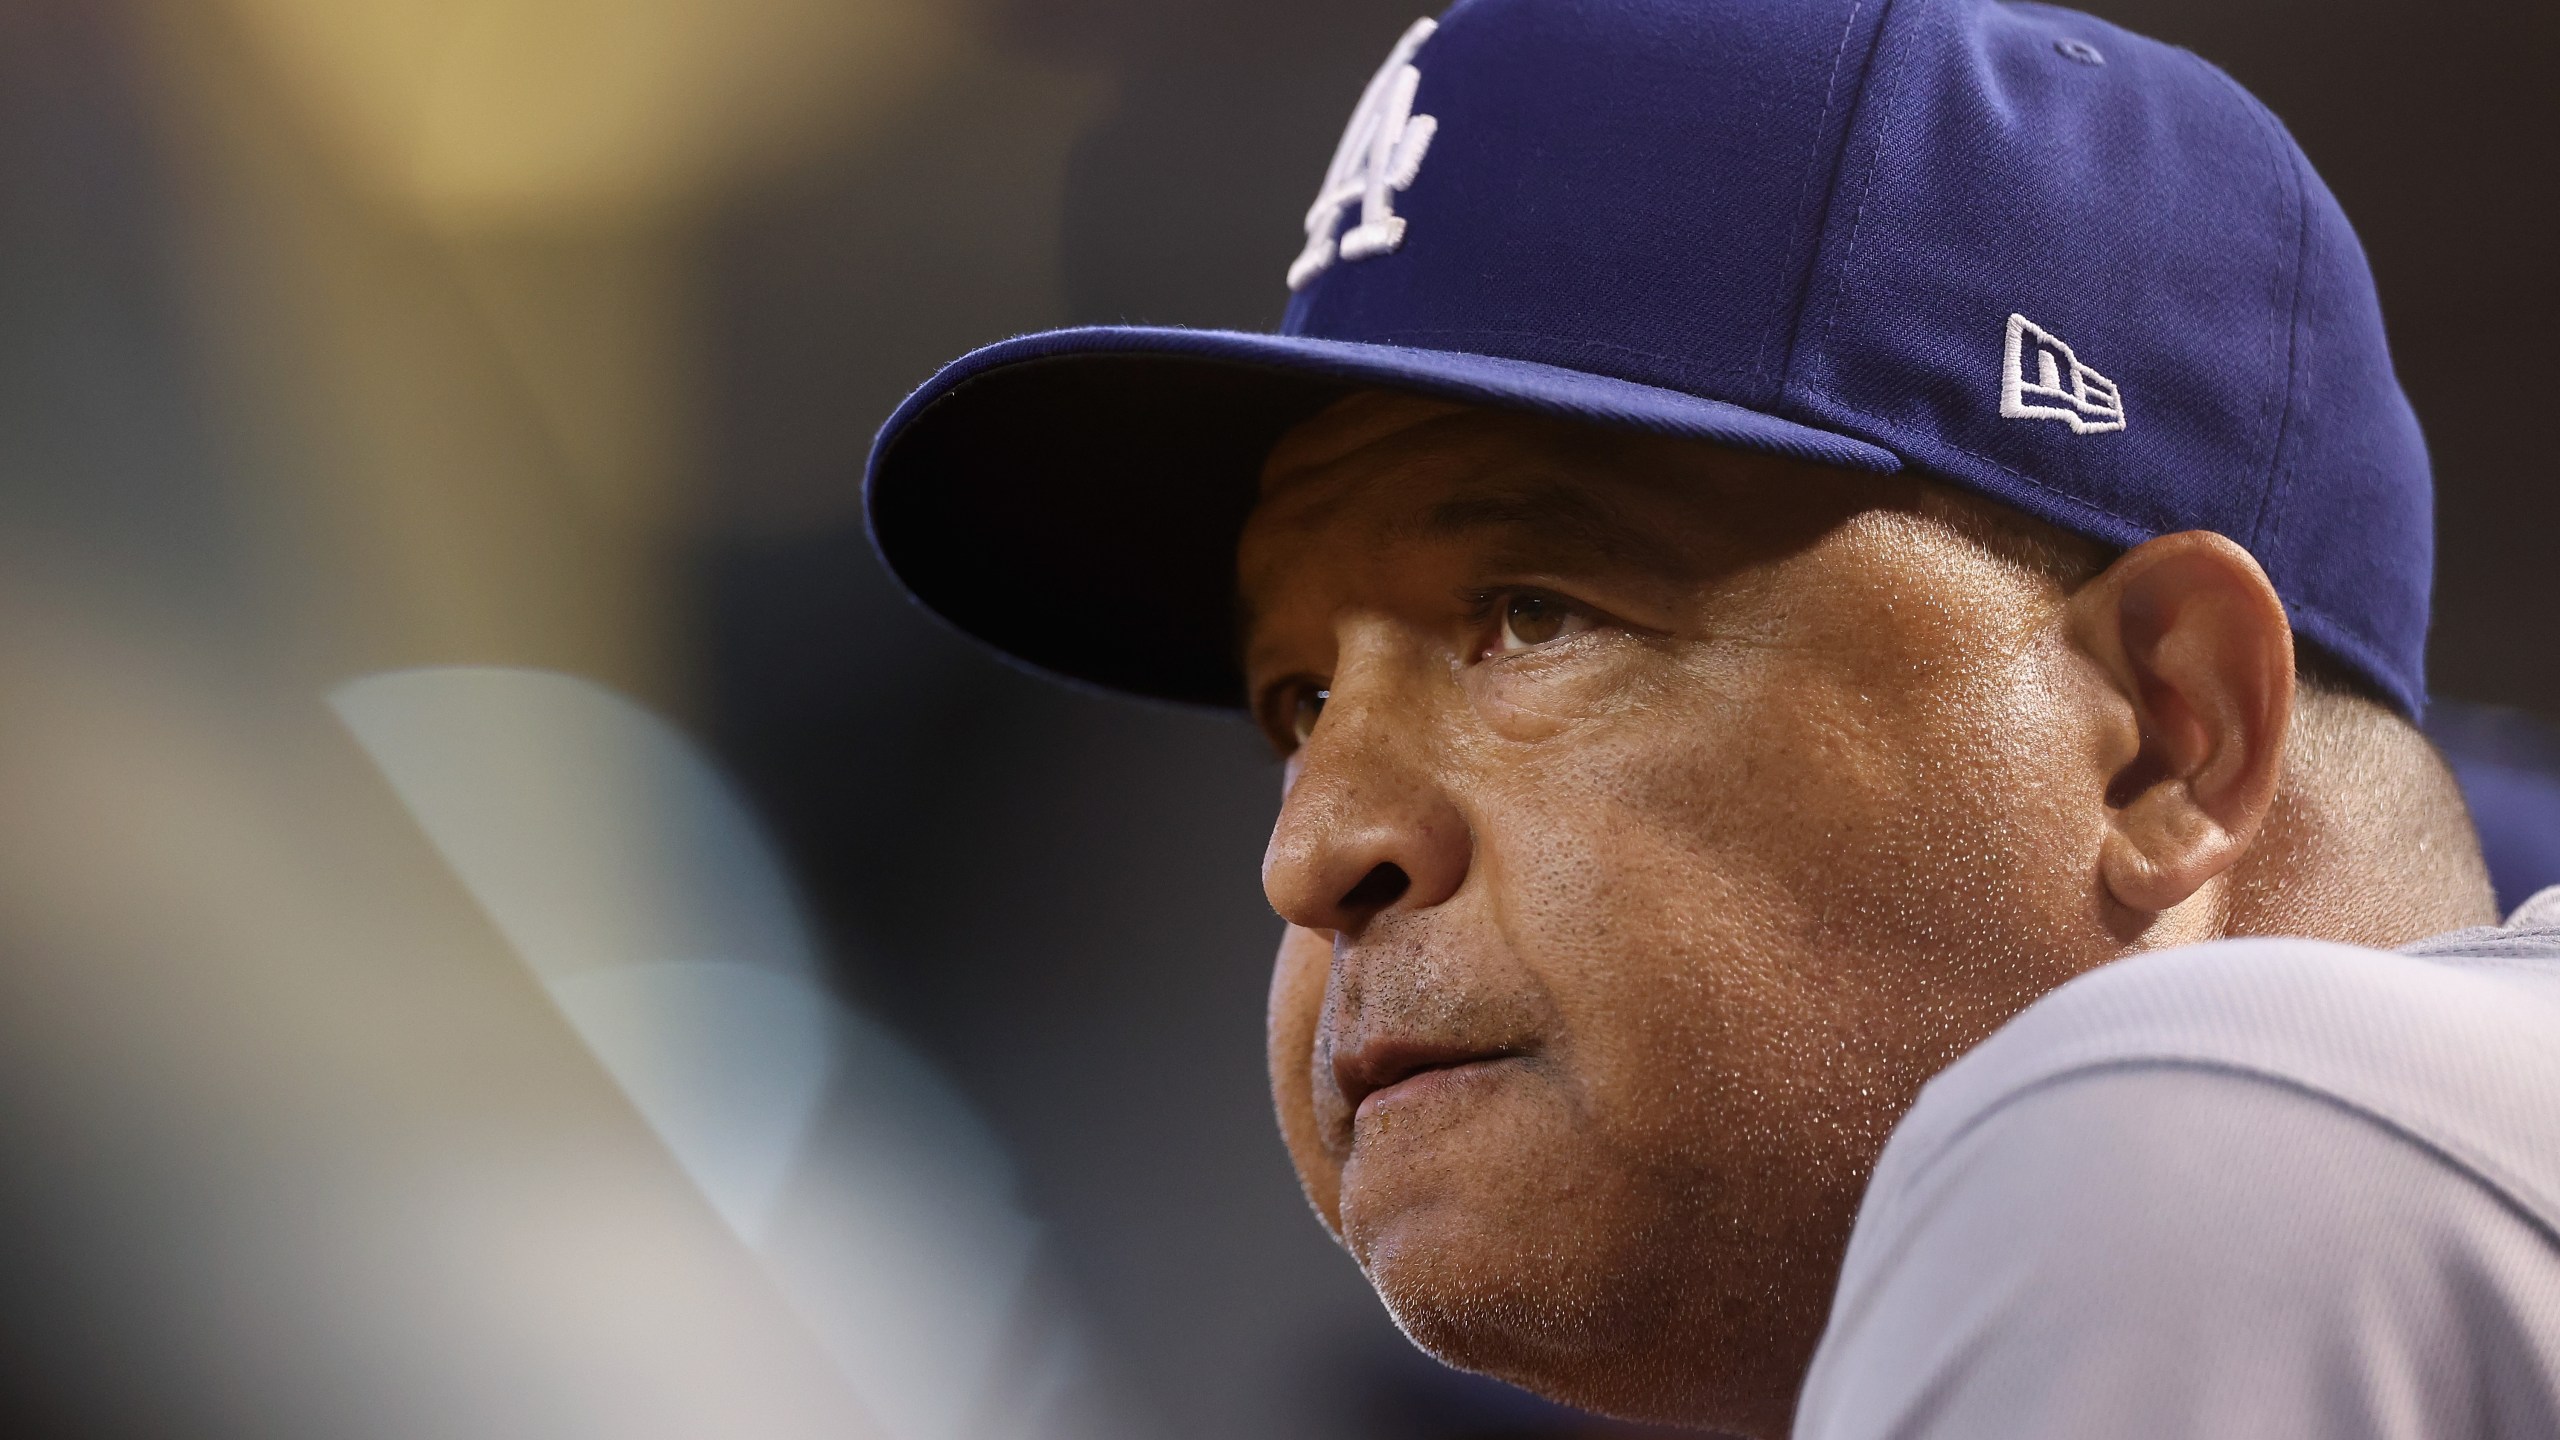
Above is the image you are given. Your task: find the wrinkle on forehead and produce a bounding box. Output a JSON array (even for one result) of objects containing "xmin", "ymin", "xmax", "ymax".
[
  {"xmin": 1419, "ymin": 479, "xmax": 1699, "ymax": 580},
  {"xmin": 1261, "ymin": 390, "xmax": 1476, "ymax": 492}
]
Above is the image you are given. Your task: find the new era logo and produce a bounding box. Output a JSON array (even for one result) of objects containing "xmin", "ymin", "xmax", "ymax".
[{"xmin": 2001, "ymin": 314, "xmax": 2125, "ymax": 434}]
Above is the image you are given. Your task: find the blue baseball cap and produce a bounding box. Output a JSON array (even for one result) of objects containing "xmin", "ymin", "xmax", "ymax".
[{"xmin": 865, "ymin": 0, "xmax": 2431, "ymax": 715}]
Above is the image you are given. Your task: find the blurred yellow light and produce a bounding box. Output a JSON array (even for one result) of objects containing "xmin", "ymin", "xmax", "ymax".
[{"xmin": 209, "ymin": 0, "xmax": 968, "ymax": 225}]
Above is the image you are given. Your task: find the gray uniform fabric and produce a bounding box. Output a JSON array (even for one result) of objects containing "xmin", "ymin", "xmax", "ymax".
[{"xmin": 1795, "ymin": 888, "xmax": 2560, "ymax": 1439}]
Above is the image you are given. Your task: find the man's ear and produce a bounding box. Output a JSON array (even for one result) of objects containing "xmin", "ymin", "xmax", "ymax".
[{"xmin": 2068, "ymin": 531, "xmax": 2294, "ymax": 917}]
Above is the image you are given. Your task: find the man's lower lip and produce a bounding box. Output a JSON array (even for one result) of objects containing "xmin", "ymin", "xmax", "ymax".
[{"xmin": 1354, "ymin": 1056, "xmax": 1514, "ymax": 1123}]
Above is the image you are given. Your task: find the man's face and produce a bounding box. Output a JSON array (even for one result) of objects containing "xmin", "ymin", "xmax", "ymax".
[{"xmin": 1240, "ymin": 393, "xmax": 2124, "ymax": 1431}]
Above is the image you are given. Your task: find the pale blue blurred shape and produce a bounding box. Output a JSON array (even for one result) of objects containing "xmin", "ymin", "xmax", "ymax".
[
  {"xmin": 333, "ymin": 667, "xmax": 1082, "ymax": 1440},
  {"xmin": 331, "ymin": 667, "xmax": 817, "ymax": 986},
  {"xmin": 544, "ymin": 959, "xmax": 831, "ymax": 1240},
  {"xmin": 333, "ymin": 666, "xmax": 829, "ymax": 1239}
]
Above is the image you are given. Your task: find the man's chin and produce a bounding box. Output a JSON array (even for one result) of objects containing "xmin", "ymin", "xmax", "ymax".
[
  {"xmin": 1367, "ymin": 1233, "xmax": 1759, "ymax": 1432},
  {"xmin": 1356, "ymin": 1205, "xmax": 1692, "ymax": 1426},
  {"xmin": 1335, "ymin": 1117, "xmax": 1755, "ymax": 1430},
  {"xmin": 1337, "ymin": 1124, "xmax": 1626, "ymax": 1396},
  {"xmin": 1333, "ymin": 1055, "xmax": 1556, "ymax": 1277}
]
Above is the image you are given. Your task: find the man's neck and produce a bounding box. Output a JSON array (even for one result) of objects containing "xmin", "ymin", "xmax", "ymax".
[{"xmin": 2223, "ymin": 695, "xmax": 2497, "ymax": 946}]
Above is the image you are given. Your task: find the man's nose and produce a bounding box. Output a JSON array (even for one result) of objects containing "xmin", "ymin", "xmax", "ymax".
[{"xmin": 1261, "ymin": 674, "xmax": 1471, "ymax": 936}]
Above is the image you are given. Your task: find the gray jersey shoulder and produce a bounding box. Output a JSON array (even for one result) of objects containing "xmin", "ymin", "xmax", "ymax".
[{"xmin": 1796, "ymin": 894, "xmax": 2560, "ymax": 1440}]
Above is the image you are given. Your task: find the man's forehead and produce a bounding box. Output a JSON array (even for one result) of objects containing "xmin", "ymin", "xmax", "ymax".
[
  {"xmin": 1253, "ymin": 389, "xmax": 1700, "ymax": 522},
  {"xmin": 1246, "ymin": 390, "xmax": 1811, "ymax": 554},
  {"xmin": 1236, "ymin": 393, "xmax": 1786, "ymax": 629},
  {"xmin": 1259, "ymin": 391, "xmax": 1479, "ymax": 493},
  {"xmin": 1249, "ymin": 394, "xmax": 1644, "ymax": 566}
]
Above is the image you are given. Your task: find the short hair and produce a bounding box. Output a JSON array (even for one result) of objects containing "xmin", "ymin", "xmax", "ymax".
[{"xmin": 1910, "ymin": 482, "xmax": 2394, "ymax": 708}]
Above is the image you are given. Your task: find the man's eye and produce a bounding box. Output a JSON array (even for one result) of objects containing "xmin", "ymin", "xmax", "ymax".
[
  {"xmin": 1290, "ymin": 686, "xmax": 1329, "ymax": 746},
  {"xmin": 1254, "ymin": 679, "xmax": 1330, "ymax": 758},
  {"xmin": 1497, "ymin": 592, "xmax": 1592, "ymax": 652}
]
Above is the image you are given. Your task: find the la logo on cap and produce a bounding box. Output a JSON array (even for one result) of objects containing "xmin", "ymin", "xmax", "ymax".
[{"xmin": 1288, "ymin": 19, "xmax": 1441, "ymax": 292}]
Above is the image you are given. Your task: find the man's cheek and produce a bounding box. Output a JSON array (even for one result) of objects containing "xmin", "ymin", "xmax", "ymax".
[{"xmin": 1267, "ymin": 923, "xmax": 1342, "ymax": 1234}]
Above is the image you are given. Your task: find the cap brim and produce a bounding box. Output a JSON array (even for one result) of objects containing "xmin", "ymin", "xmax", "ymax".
[{"xmin": 865, "ymin": 326, "xmax": 1903, "ymax": 709}]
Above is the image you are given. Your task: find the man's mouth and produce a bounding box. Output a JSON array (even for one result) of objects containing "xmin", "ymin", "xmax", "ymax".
[{"xmin": 1333, "ymin": 1038, "xmax": 1523, "ymax": 1122}]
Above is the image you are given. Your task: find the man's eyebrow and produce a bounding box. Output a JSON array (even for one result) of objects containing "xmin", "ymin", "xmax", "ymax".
[{"xmin": 1416, "ymin": 478, "xmax": 1695, "ymax": 575}]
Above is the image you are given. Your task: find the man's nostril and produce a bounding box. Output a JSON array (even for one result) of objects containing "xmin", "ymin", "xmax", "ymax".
[{"xmin": 1340, "ymin": 862, "xmax": 1411, "ymax": 914}]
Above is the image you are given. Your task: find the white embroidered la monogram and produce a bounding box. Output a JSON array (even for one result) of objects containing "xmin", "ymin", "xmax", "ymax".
[
  {"xmin": 2001, "ymin": 314, "xmax": 2126, "ymax": 434},
  {"xmin": 1286, "ymin": 18, "xmax": 1440, "ymax": 292}
]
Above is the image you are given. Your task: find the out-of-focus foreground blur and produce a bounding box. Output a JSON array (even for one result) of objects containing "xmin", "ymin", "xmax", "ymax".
[{"xmin": 0, "ymin": 1, "xmax": 2549, "ymax": 1437}]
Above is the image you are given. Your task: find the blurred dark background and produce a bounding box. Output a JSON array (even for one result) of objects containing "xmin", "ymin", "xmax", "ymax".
[{"xmin": 0, "ymin": 0, "xmax": 2550, "ymax": 1436}]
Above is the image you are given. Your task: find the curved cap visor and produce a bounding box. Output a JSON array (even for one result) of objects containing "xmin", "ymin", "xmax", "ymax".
[{"xmin": 865, "ymin": 326, "xmax": 1902, "ymax": 709}]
